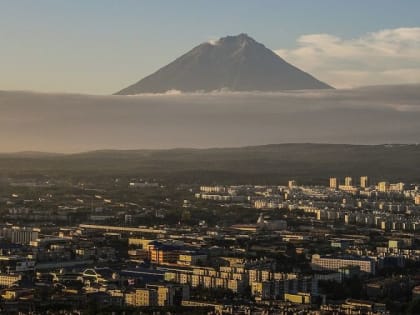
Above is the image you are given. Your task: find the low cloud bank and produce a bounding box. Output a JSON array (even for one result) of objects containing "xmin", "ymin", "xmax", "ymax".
[{"xmin": 0, "ymin": 85, "xmax": 419, "ymax": 152}]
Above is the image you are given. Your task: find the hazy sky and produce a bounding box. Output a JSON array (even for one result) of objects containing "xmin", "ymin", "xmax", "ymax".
[
  {"xmin": 1, "ymin": 0, "xmax": 420, "ymax": 94},
  {"xmin": 1, "ymin": 85, "xmax": 419, "ymax": 152}
]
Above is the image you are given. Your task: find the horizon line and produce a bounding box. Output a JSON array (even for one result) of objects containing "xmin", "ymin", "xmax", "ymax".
[{"xmin": 1, "ymin": 143, "xmax": 418, "ymax": 156}]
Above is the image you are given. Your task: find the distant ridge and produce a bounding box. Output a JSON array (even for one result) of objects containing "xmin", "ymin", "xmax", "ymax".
[
  {"xmin": 0, "ymin": 151, "xmax": 63, "ymax": 158},
  {"xmin": 115, "ymin": 33, "xmax": 332, "ymax": 95},
  {"xmin": 1, "ymin": 144, "xmax": 419, "ymax": 185}
]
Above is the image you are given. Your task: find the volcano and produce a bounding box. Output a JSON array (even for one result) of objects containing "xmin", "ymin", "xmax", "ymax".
[{"xmin": 115, "ymin": 33, "xmax": 332, "ymax": 95}]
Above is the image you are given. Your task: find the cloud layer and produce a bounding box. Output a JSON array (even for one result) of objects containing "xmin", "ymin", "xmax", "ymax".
[
  {"xmin": 0, "ymin": 85, "xmax": 419, "ymax": 152},
  {"xmin": 275, "ymin": 27, "xmax": 420, "ymax": 88}
]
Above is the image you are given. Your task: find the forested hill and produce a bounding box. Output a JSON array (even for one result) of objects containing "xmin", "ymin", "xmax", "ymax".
[{"xmin": 0, "ymin": 144, "xmax": 419, "ymax": 185}]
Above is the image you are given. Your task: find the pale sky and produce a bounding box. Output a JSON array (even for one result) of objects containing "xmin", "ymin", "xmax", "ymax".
[{"xmin": 1, "ymin": 0, "xmax": 420, "ymax": 94}]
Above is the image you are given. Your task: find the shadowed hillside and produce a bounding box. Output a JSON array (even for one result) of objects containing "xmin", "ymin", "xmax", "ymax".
[{"xmin": 1, "ymin": 144, "xmax": 419, "ymax": 184}]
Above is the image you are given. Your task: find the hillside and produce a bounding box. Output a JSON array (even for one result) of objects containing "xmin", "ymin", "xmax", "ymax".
[{"xmin": 1, "ymin": 144, "xmax": 419, "ymax": 184}]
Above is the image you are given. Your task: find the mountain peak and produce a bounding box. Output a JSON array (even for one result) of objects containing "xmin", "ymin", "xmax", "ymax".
[
  {"xmin": 115, "ymin": 34, "xmax": 333, "ymax": 95},
  {"xmin": 220, "ymin": 33, "xmax": 255, "ymax": 43},
  {"xmin": 206, "ymin": 33, "xmax": 254, "ymax": 46}
]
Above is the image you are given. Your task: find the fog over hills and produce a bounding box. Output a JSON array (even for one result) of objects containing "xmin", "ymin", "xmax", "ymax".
[
  {"xmin": 0, "ymin": 84, "xmax": 419, "ymax": 153},
  {"xmin": 116, "ymin": 34, "xmax": 332, "ymax": 94}
]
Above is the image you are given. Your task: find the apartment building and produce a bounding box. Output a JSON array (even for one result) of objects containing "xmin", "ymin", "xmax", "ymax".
[{"xmin": 311, "ymin": 254, "xmax": 376, "ymax": 274}]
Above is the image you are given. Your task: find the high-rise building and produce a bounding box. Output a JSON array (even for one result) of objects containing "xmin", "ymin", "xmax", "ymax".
[
  {"xmin": 311, "ymin": 254, "xmax": 375, "ymax": 274},
  {"xmin": 377, "ymin": 181, "xmax": 390, "ymax": 193},
  {"xmin": 344, "ymin": 177, "xmax": 353, "ymax": 186},
  {"xmin": 10, "ymin": 227, "xmax": 40, "ymax": 245},
  {"xmin": 145, "ymin": 284, "xmax": 186, "ymax": 306},
  {"xmin": 0, "ymin": 274, "xmax": 22, "ymax": 287},
  {"xmin": 360, "ymin": 176, "xmax": 369, "ymax": 188},
  {"xmin": 125, "ymin": 288, "xmax": 158, "ymax": 306},
  {"xmin": 389, "ymin": 182, "xmax": 405, "ymax": 192},
  {"xmin": 329, "ymin": 177, "xmax": 338, "ymax": 189},
  {"xmin": 288, "ymin": 180, "xmax": 297, "ymax": 189}
]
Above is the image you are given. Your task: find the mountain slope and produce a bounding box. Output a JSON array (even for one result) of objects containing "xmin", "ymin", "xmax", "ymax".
[{"xmin": 115, "ymin": 34, "xmax": 332, "ymax": 94}]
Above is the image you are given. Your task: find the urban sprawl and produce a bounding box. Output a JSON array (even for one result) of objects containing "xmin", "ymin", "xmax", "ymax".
[{"xmin": 0, "ymin": 175, "xmax": 419, "ymax": 314}]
